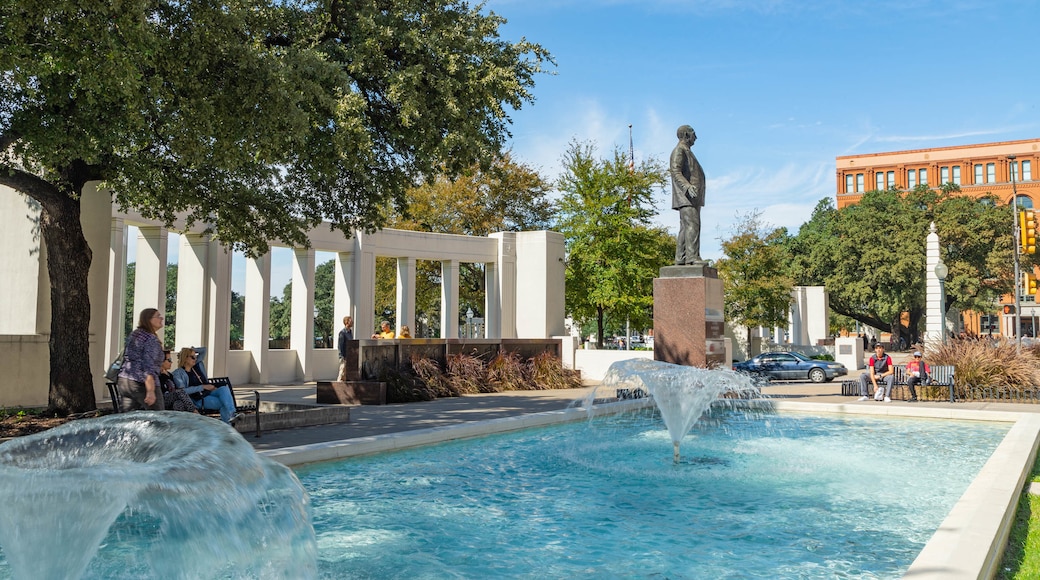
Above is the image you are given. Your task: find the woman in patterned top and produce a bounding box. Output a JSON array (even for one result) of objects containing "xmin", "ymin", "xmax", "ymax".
[{"xmin": 116, "ymin": 308, "xmax": 165, "ymax": 411}]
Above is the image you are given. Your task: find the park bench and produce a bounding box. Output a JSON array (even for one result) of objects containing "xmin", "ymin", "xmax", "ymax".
[
  {"xmin": 107, "ymin": 376, "xmax": 260, "ymax": 423},
  {"xmin": 840, "ymin": 364, "xmax": 956, "ymax": 401}
]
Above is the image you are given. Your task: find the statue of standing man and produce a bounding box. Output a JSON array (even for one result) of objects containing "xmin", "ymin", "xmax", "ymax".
[{"xmin": 670, "ymin": 124, "xmax": 705, "ymax": 265}]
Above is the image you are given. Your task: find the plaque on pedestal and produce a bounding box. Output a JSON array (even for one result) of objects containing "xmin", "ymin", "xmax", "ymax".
[{"xmin": 653, "ymin": 266, "xmax": 725, "ymax": 368}]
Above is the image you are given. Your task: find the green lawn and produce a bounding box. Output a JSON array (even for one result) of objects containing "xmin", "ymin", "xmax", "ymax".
[{"xmin": 997, "ymin": 453, "xmax": 1040, "ymax": 579}]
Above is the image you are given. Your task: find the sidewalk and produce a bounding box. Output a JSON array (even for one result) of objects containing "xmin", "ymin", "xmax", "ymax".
[{"xmin": 245, "ymin": 379, "xmax": 1040, "ymax": 452}]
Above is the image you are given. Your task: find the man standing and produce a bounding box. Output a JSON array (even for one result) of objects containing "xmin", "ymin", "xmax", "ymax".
[
  {"xmin": 670, "ymin": 124, "xmax": 706, "ymax": 265},
  {"xmin": 858, "ymin": 343, "xmax": 895, "ymax": 402},
  {"xmin": 337, "ymin": 316, "xmax": 354, "ymax": 381}
]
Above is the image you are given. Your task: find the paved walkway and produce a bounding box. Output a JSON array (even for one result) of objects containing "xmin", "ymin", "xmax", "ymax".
[{"xmin": 245, "ymin": 373, "xmax": 1040, "ymax": 451}]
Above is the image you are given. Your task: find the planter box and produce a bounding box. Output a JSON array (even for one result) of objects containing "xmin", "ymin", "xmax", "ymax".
[{"xmin": 316, "ymin": 381, "xmax": 387, "ymax": 405}]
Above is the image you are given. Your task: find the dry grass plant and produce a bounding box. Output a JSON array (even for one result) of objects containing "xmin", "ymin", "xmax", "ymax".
[
  {"xmin": 527, "ymin": 351, "xmax": 583, "ymax": 390},
  {"xmin": 486, "ymin": 352, "xmax": 527, "ymax": 391},
  {"xmin": 410, "ymin": 355, "xmax": 460, "ymax": 398},
  {"xmin": 446, "ymin": 353, "xmax": 488, "ymax": 394},
  {"xmin": 927, "ymin": 338, "xmax": 1040, "ymax": 396}
]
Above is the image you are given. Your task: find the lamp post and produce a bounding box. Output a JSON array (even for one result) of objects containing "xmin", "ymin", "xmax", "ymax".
[
  {"xmin": 934, "ymin": 258, "xmax": 952, "ymax": 402},
  {"xmin": 466, "ymin": 307, "xmax": 474, "ymax": 339},
  {"xmin": 1010, "ymin": 154, "xmax": 1022, "ymax": 349}
]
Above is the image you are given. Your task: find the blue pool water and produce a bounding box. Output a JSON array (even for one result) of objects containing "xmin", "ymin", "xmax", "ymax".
[{"xmin": 297, "ymin": 409, "xmax": 1009, "ymax": 579}]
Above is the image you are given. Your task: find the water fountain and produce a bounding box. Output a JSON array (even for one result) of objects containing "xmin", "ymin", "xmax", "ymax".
[
  {"xmin": 602, "ymin": 359, "xmax": 759, "ymax": 462},
  {"xmin": 0, "ymin": 412, "xmax": 316, "ymax": 580}
]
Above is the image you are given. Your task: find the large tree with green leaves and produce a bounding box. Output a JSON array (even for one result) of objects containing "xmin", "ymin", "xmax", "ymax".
[
  {"xmin": 787, "ymin": 186, "xmax": 1013, "ymax": 343},
  {"xmin": 555, "ymin": 141, "xmax": 673, "ymax": 347},
  {"xmin": 0, "ymin": 0, "xmax": 549, "ymax": 413},
  {"xmin": 716, "ymin": 212, "xmax": 795, "ymax": 346}
]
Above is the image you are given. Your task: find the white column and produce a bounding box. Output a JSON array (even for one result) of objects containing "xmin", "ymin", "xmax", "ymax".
[
  {"xmin": 204, "ymin": 239, "xmax": 232, "ymax": 376},
  {"xmin": 133, "ymin": 226, "xmax": 168, "ymax": 343},
  {"xmin": 244, "ymin": 253, "xmax": 271, "ymax": 384},
  {"xmin": 352, "ymin": 233, "xmax": 376, "ymax": 338},
  {"xmin": 291, "ymin": 248, "xmax": 316, "ymax": 381},
  {"xmin": 487, "ymin": 232, "xmax": 517, "ymax": 338},
  {"xmin": 105, "ymin": 217, "xmax": 128, "ymax": 362},
  {"xmin": 176, "ymin": 234, "xmax": 208, "ymax": 350},
  {"xmin": 396, "ymin": 256, "xmax": 416, "ymax": 334},
  {"xmin": 484, "ymin": 262, "xmax": 498, "ymax": 339},
  {"xmin": 513, "ymin": 231, "xmax": 565, "ymax": 338},
  {"xmin": 335, "ymin": 250, "xmax": 356, "ymax": 328},
  {"xmin": 440, "ymin": 259, "xmax": 460, "ymax": 338},
  {"xmin": 925, "ymin": 222, "xmax": 944, "ymax": 346}
]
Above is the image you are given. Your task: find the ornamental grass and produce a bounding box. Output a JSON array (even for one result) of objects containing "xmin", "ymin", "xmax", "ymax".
[
  {"xmin": 486, "ymin": 352, "xmax": 527, "ymax": 392},
  {"xmin": 927, "ymin": 338, "xmax": 1040, "ymax": 392},
  {"xmin": 527, "ymin": 351, "xmax": 583, "ymax": 390},
  {"xmin": 446, "ymin": 353, "xmax": 488, "ymax": 394}
]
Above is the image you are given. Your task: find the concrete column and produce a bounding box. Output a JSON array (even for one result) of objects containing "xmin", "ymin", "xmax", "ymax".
[
  {"xmin": 244, "ymin": 253, "xmax": 271, "ymax": 384},
  {"xmin": 353, "ymin": 233, "xmax": 376, "ymax": 338},
  {"xmin": 204, "ymin": 239, "xmax": 232, "ymax": 376},
  {"xmin": 512, "ymin": 231, "xmax": 566, "ymax": 338},
  {"xmin": 291, "ymin": 248, "xmax": 316, "ymax": 381},
  {"xmin": 488, "ymin": 232, "xmax": 518, "ymax": 338},
  {"xmin": 440, "ymin": 259, "xmax": 460, "ymax": 338},
  {"xmin": 104, "ymin": 218, "xmax": 128, "ymax": 362},
  {"xmin": 176, "ymin": 234, "xmax": 208, "ymax": 351},
  {"xmin": 484, "ymin": 262, "xmax": 498, "ymax": 339},
  {"xmin": 133, "ymin": 226, "xmax": 168, "ymax": 343},
  {"xmin": 82, "ymin": 183, "xmax": 115, "ymax": 399},
  {"xmin": 335, "ymin": 250, "xmax": 356, "ymax": 328},
  {"xmin": 396, "ymin": 256, "xmax": 416, "ymax": 334},
  {"xmin": 925, "ymin": 222, "xmax": 944, "ymax": 346}
]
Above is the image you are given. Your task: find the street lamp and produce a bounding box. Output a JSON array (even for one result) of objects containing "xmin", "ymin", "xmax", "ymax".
[
  {"xmin": 466, "ymin": 307, "xmax": 474, "ymax": 339},
  {"xmin": 934, "ymin": 258, "xmax": 952, "ymax": 403},
  {"xmin": 1010, "ymin": 154, "xmax": 1022, "ymax": 349}
]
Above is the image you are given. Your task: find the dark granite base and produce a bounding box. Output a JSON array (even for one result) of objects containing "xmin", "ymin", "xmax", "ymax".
[
  {"xmin": 316, "ymin": 381, "xmax": 387, "ymax": 405},
  {"xmin": 653, "ymin": 273, "xmax": 726, "ymax": 368}
]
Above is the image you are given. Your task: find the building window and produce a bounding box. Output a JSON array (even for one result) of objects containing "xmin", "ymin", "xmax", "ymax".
[
  {"xmin": 920, "ymin": 168, "xmax": 927, "ymax": 185},
  {"xmin": 887, "ymin": 171, "xmax": 895, "ymax": 189},
  {"xmin": 1011, "ymin": 160, "xmax": 1019, "ymax": 182},
  {"xmin": 876, "ymin": 173, "xmax": 884, "ymax": 190},
  {"xmin": 987, "ymin": 163, "xmax": 995, "ymax": 183},
  {"xmin": 1018, "ymin": 196, "xmax": 1035, "ymax": 209},
  {"xmin": 952, "ymin": 166, "xmax": 961, "ymax": 185},
  {"xmin": 941, "ymin": 166, "xmax": 949, "ymax": 183},
  {"xmin": 1024, "ymin": 161, "xmax": 1032, "ymax": 181},
  {"xmin": 856, "ymin": 173, "xmax": 864, "ymax": 192},
  {"xmin": 907, "ymin": 169, "xmax": 917, "ymax": 189},
  {"xmin": 845, "ymin": 174, "xmax": 853, "ymax": 193},
  {"xmin": 975, "ymin": 164, "xmax": 984, "ymax": 184}
]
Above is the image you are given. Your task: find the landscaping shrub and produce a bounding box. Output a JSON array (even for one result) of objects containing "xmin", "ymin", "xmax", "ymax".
[
  {"xmin": 446, "ymin": 353, "xmax": 487, "ymax": 394},
  {"xmin": 927, "ymin": 339, "xmax": 1040, "ymax": 393},
  {"xmin": 380, "ymin": 365, "xmax": 436, "ymax": 404},
  {"xmin": 527, "ymin": 351, "xmax": 583, "ymax": 390},
  {"xmin": 411, "ymin": 355, "xmax": 460, "ymax": 398},
  {"xmin": 486, "ymin": 352, "xmax": 526, "ymax": 391}
]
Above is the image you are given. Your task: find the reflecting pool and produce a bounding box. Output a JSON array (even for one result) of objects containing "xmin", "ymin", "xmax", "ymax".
[{"xmin": 297, "ymin": 409, "xmax": 1009, "ymax": 579}]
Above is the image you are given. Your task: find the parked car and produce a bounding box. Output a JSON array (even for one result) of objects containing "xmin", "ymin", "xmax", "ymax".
[{"xmin": 732, "ymin": 352, "xmax": 847, "ymax": 383}]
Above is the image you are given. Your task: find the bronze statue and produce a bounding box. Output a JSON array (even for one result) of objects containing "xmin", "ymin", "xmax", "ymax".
[{"xmin": 670, "ymin": 124, "xmax": 705, "ymax": 265}]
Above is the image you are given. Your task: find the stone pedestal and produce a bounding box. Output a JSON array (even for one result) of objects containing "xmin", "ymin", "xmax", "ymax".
[{"xmin": 653, "ymin": 265, "xmax": 725, "ymax": 368}]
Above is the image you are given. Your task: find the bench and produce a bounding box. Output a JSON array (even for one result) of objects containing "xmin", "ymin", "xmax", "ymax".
[
  {"xmin": 841, "ymin": 365, "xmax": 956, "ymax": 401},
  {"xmin": 108, "ymin": 376, "xmax": 261, "ymax": 430}
]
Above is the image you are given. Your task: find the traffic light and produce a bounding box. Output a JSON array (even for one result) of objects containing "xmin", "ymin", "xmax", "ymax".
[
  {"xmin": 1026, "ymin": 273, "xmax": 1039, "ymax": 297},
  {"xmin": 1004, "ymin": 304, "xmax": 1017, "ymax": 315},
  {"xmin": 1020, "ymin": 210, "xmax": 1037, "ymax": 254}
]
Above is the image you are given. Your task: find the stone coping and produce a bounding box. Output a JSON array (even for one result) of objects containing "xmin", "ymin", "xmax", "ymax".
[{"xmin": 259, "ymin": 399, "xmax": 1040, "ymax": 580}]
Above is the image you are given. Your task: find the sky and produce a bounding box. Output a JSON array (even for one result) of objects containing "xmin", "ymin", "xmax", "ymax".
[{"xmin": 485, "ymin": 0, "xmax": 1040, "ymax": 260}]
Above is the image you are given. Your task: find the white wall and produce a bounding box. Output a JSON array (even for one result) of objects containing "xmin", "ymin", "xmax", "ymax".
[{"xmin": 573, "ymin": 350, "xmax": 655, "ymax": 382}]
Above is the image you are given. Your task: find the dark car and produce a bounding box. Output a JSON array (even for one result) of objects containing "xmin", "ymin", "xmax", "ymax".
[{"xmin": 732, "ymin": 351, "xmax": 847, "ymax": 383}]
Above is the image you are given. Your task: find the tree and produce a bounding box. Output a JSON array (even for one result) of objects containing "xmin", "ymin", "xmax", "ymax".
[
  {"xmin": 555, "ymin": 141, "xmax": 673, "ymax": 347},
  {"xmin": 0, "ymin": 0, "xmax": 550, "ymax": 413},
  {"xmin": 716, "ymin": 212, "xmax": 794, "ymax": 347},
  {"xmin": 787, "ymin": 186, "xmax": 1013, "ymax": 343}
]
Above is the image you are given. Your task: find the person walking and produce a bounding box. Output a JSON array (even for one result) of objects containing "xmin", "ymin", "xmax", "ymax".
[
  {"xmin": 337, "ymin": 316, "xmax": 354, "ymax": 381},
  {"xmin": 858, "ymin": 343, "xmax": 895, "ymax": 402},
  {"xmin": 116, "ymin": 308, "xmax": 165, "ymax": 411},
  {"xmin": 905, "ymin": 351, "xmax": 930, "ymax": 402}
]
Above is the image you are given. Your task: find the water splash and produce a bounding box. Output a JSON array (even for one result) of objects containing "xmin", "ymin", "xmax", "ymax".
[
  {"xmin": 602, "ymin": 359, "xmax": 759, "ymax": 462},
  {"xmin": 0, "ymin": 412, "xmax": 316, "ymax": 580}
]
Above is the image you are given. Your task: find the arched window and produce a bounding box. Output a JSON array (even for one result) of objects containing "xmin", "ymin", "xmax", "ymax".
[{"xmin": 1014, "ymin": 196, "xmax": 1034, "ymax": 210}]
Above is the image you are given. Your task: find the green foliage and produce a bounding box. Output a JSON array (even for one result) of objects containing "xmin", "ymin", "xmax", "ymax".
[
  {"xmin": 268, "ymin": 259, "xmax": 335, "ymax": 346},
  {"xmin": 0, "ymin": 0, "xmax": 550, "ymax": 413},
  {"xmin": 555, "ymin": 141, "xmax": 673, "ymax": 346},
  {"xmin": 716, "ymin": 211, "xmax": 794, "ymax": 343},
  {"xmin": 997, "ymin": 453, "xmax": 1040, "ymax": 579},
  {"xmin": 788, "ymin": 187, "xmax": 1013, "ymax": 341}
]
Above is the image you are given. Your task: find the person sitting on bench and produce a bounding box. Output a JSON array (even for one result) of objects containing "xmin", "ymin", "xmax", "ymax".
[
  {"xmin": 858, "ymin": 343, "xmax": 894, "ymax": 402},
  {"xmin": 172, "ymin": 347, "xmax": 237, "ymax": 423},
  {"xmin": 904, "ymin": 351, "xmax": 930, "ymax": 402}
]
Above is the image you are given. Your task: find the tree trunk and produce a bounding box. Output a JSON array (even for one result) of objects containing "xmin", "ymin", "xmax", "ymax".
[
  {"xmin": 40, "ymin": 187, "xmax": 96, "ymax": 415},
  {"xmin": 596, "ymin": 305, "xmax": 605, "ymax": 349}
]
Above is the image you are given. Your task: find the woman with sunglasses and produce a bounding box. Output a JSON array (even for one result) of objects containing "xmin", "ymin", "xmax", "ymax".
[
  {"xmin": 905, "ymin": 351, "xmax": 929, "ymax": 402},
  {"xmin": 158, "ymin": 350, "xmax": 199, "ymax": 413},
  {"xmin": 115, "ymin": 308, "xmax": 166, "ymax": 411},
  {"xmin": 171, "ymin": 347, "xmax": 237, "ymax": 423}
]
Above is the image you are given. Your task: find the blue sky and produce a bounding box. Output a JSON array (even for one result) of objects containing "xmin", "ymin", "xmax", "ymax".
[{"xmin": 488, "ymin": 0, "xmax": 1040, "ymax": 259}]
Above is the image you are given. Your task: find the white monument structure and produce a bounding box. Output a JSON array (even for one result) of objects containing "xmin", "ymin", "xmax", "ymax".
[{"xmin": 0, "ymin": 184, "xmax": 566, "ymax": 408}]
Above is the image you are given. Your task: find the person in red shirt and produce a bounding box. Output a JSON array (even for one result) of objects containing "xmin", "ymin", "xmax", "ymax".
[
  {"xmin": 905, "ymin": 351, "xmax": 930, "ymax": 402},
  {"xmin": 858, "ymin": 343, "xmax": 895, "ymax": 402}
]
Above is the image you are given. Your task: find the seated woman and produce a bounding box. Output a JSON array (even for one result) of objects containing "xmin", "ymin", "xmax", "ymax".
[
  {"xmin": 397, "ymin": 325, "xmax": 412, "ymax": 339},
  {"xmin": 158, "ymin": 350, "xmax": 199, "ymax": 413},
  {"xmin": 171, "ymin": 347, "xmax": 238, "ymax": 423}
]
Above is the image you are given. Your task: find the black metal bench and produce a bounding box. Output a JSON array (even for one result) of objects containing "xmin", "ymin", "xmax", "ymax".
[
  {"xmin": 840, "ymin": 364, "xmax": 956, "ymax": 401},
  {"xmin": 107, "ymin": 377, "xmax": 261, "ymax": 435}
]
